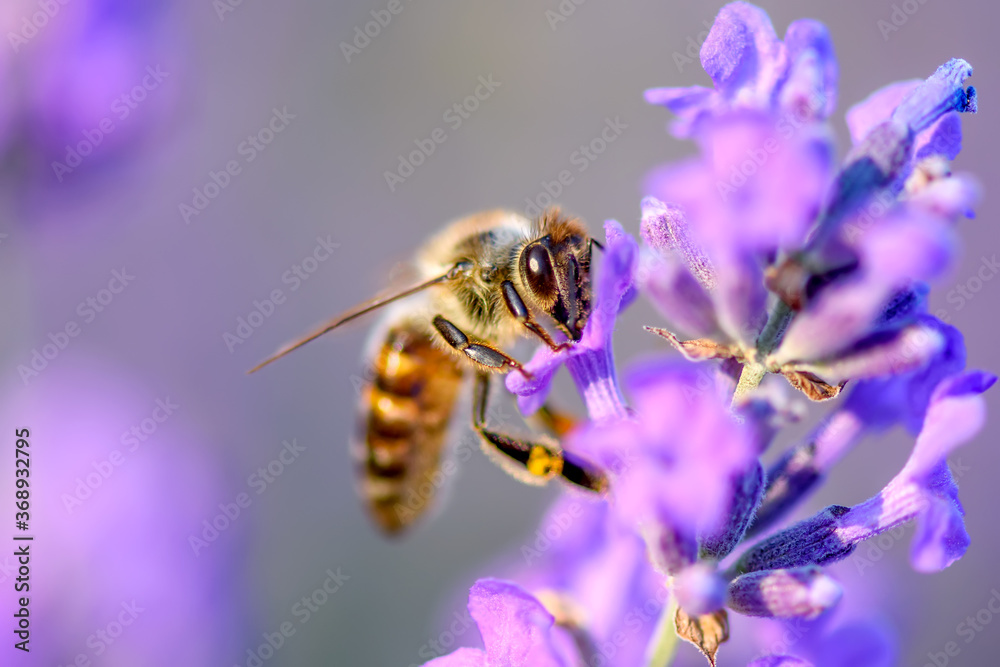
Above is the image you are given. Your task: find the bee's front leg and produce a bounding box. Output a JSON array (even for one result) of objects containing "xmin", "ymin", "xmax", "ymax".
[
  {"xmin": 472, "ymin": 371, "xmax": 607, "ymax": 494},
  {"xmin": 431, "ymin": 315, "xmax": 531, "ymax": 377},
  {"xmin": 500, "ymin": 281, "xmax": 572, "ymax": 352}
]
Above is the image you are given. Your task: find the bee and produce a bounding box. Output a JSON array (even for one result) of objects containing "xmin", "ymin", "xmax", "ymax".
[{"xmin": 250, "ymin": 208, "xmax": 607, "ymax": 534}]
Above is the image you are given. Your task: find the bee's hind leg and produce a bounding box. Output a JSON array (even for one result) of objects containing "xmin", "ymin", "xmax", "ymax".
[{"xmin": 472, "ymin": 371, "xmax": 607, "ymax": 493}]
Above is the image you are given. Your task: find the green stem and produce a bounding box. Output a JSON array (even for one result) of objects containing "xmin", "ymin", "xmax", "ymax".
[
  {"xmin": 732, "ymin": 300, "xmax": 795, "ymax": 405},
  {"xmin": 644, "ymin": 595, "xmax": 679, "ymax": 667}
]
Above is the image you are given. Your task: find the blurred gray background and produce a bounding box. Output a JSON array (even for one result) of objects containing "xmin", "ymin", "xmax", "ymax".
[{"xmin": 1, "ymin": 0, "xmax": 997, "ymax": 665}]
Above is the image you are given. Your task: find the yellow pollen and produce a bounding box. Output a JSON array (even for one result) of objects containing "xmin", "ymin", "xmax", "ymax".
[{"xmin": 527, "ymin": 446, "xmax": 563, "ymax": 479}]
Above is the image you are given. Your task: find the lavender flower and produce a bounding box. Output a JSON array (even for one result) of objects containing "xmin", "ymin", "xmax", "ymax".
[{"xmin": 421, "ymin": 4, "xmax": 991, "ymax": 666}]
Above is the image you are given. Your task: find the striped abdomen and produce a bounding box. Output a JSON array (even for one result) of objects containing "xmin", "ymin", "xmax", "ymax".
[{"xmin": 354, "ymin": 318, "xmax": 464, "ymax": 534}]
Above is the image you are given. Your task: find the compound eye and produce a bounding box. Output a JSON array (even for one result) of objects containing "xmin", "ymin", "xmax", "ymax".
[{"xmin": 525, "ymin": 243, "xmax": 557, "ymax": 298}]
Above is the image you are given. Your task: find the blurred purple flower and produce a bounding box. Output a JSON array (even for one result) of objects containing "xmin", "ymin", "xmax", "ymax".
[
  {"xmin": 570, "ymin": 360, "xmax": 756, "ymax": 541},
  {"xmin": 512, "ymin": 496, "xmax": 669, "ymax": 667},
  {"xmin": 424, "ymin": 579, "xmax": 576, "ymax": 667},
  {"xmin": 2, "ymin": 0, "xmax": 180, "ymax": 187},
  {"xmin": 0, "ymin": 362, "xmax": 246, "ymax": 666}
]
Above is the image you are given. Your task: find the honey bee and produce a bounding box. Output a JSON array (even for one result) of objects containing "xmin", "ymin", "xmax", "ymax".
[{"xmin": 250, "ymin": 208, "xmax": 607, "ymax": 534}]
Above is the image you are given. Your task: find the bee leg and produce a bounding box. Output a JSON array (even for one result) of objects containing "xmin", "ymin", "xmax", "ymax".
[
  {"xmin": 472, "ymin": 372, "xmax": 607, "ymax": 493},
  {"xmin": 432, "ymin": 315, "xmax": 531, "ymax": 377},
  {"xmin": 500, "ymin": 281, "xmax": 572, "ymax": 352}
]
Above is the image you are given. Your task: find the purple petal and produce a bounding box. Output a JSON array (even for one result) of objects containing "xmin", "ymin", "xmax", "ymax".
[
  {"xmin": 915, "ymin": 112, "xmax": 963, "ymax": 161},
  {"xmin": 828, "ymin": 371, "xmax": 993, "ymax": 572},
  {"xmin": 644, "ymin": 85, "xmax": 716, "ymax": 111},
  {"xmin": 774, "ymin": 214, "xmax": 955, "ymax": 363},
  {"xmin": 845, "ymin": 80, "xmax": 920, "ymax": 145},
  {"xmin": 467, "ymin": 579, "xmax": 564, "ymax": 667},
  {"xmin": 506, "ymin": 344, "xmax": 566, "ymax": 415},
  {"xmin": 640, "ymin": 196, "xmax": 717, "ymax": 290},
  {"xmin": 644, "ymin": 85, "xmax": 720, "ymax": 137},
  {"xmin": 700, "ymin": 2, "xmax": 788, "ymax": 106},
  {"xmin": 903, "ymin": 370, "xmax": 996, "ymax": 479},
  {"xmin": 910, "ymin": 480, "xmax": 970, "ymax": 573},
  {"xmin": 727, "ymin": 566, "xmax": 842, "ymax": 619},
  {"xmin": 891, "ymin": 59, "xmax": 976, "ymax": 134},
  {"xmin": 908, "ymin": 172, "xmax": 980, "ymax": 221},
  {"xmin": 780, "ymin": 20, "xmax": 838, "ymax": 120},
  {"xmin": 587, "ymin": 220, "xmax": 638, "ymax": 345},
  {"xmin": 637, "ymin": 251, "xmax": 719, "ymax": 337},
  {"xmin": 780, "ymin": 320, "xmax": 947, "ymax": 384},
  {"xmin": 840, "ymin": 316, "xmax": 966, "ymax": 434}
]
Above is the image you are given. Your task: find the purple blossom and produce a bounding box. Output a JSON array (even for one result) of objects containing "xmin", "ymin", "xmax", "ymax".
[{"xmin": 646, "ymin": 2, "xmax": 837, "ymax": 138}]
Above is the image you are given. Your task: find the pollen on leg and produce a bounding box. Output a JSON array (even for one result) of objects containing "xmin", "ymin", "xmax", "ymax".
[{"xmin": 527, "ymin": 445, "xmax": 563, "ymax": 479}]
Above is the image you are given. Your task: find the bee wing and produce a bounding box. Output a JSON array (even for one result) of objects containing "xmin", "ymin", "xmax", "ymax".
[
  {"xmin": 354, "ymin": 312, "xmax": 465, "ymax": 534},
  {"xmin": 247, "ymin": 270, "xmax": 453, "ymax": 374}
]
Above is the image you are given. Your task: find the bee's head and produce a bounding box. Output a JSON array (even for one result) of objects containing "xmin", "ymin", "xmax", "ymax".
[{"xmin": 518, "ymin": 214, "xmax": 593, "ymax": 341}]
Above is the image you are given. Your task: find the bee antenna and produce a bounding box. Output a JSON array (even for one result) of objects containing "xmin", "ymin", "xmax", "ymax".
[{"xmin": 247, "ymin": 271, "xmax": 456, "ymax": 374}]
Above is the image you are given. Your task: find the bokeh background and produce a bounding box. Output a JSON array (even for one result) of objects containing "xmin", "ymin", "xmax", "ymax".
[{"xmin": 1, "ymin": 0, "xmax": 997, "ymax": 665}]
